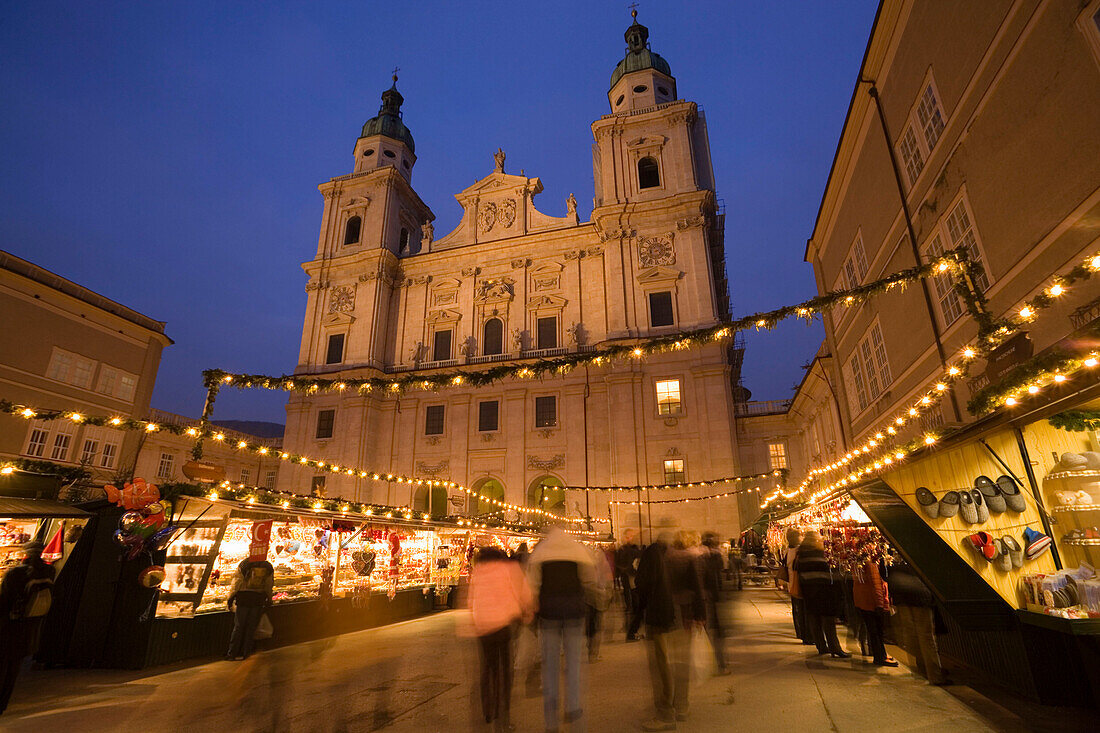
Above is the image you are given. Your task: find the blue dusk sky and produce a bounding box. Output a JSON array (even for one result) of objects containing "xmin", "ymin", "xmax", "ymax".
[{"xmin": 0, "ymin": 1, "xmax": 878, "ymax": 423}]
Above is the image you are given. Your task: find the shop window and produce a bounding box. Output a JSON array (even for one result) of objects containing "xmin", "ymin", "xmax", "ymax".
[
  {"xmin": 649, "ymin": 291, "xmax": 674, "ymax": 327},
  {"xmin": 343, "ymin": 216, "xmax": 361, "ymax": 245},
  {"xmin": 663, "ymin": 458, "xmax": 685, "ymax": 484},
  {"xmin": 264, "ymin": 469, "xmax": 277, "ymax": 489},
  {"xmin": 398, "ymin": 227, "xmax": 410, "ymax": 254},
  {"xmin": 326, "ymin": 333, "xmax": 345, "ymax": 365},
  {"xmin": 101, "ymin": 442, "xmax": 118, "ymax": 469},
  {"xmin": 240, "ymin": 468, "xmax": 251, "ymax": 485},
  {"xmin": 156, "ymin": 453, "xmax": 175, "ymax": 480},
  {"xmin": 656, "ymin": 379, "xmax": 682, "ymax": 415},
  {"xmin": 536, "ymin": 316, "xmax": 558, "ymax": 350},
  {"xmin": 483, "ymin": 318, "xmax": 504, "ymax": 355},
  {"xmin": 478, "ymin": 400, "xmax": 499, "ymax": 432},
  {"xmin": 432, "ymin": 329, "xmax": 452, "ymax": 362},
  {"xmin": 535, "ymin": 395, "xmax": 557, "ymax": 428},
  {"xmin": 425, "ymin": 405, "xmax": 445, "ymax": 435},
  {"xmin": 638, "ymin": 157, "xmax": 660, "ymax": 189},
  {"xmin": 47, "ymin": 348, "xmax": 96, "ymax": 389},
  {"xmin": 316, "ymin": 409, "xmax": 335, "ymax": 439},
  {"xmin": 768, "ymin": 443, "xmax": 788, "ymax": 470}
]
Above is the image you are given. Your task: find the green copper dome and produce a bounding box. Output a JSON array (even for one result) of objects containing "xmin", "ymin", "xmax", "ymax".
[
  {"xmin": 359, "ymin": 79, "xmax": 415, "ymax": 153},
  {"xmin": 609, "ymin": 13, "xmax": 672, "ymax": 89}
]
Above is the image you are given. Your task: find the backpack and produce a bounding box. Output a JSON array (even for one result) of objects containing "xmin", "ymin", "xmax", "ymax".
[{"xmin": 13, "ymin": 575, "xmax": 53, "ymax": 620}]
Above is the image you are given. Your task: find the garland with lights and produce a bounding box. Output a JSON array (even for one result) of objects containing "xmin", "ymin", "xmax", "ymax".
[
  {"xmin": 201, "ymin": 249, "xmax": 972, "ymax": 399},
  {"xmin": 549, "ymin": 469, "xmax": 785, "ymax": 493},
  {"xmin": 0, "ymin": 399, "xmax": 607, "ymax": 525},
  {"xmin": 1048, "ymin": 409, "xmax": 1100, "ymax": 433},
  {"xmin": 608, "ymin": 485, "xmax": 763, "ymax": 506}
]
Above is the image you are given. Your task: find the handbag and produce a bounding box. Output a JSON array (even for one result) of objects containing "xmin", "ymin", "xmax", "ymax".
[{"xmin": 253, "ymin": 613, "xmax": 274, "ymax": 640}]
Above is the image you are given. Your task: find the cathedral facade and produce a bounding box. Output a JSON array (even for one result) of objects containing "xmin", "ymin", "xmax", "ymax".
[{"xmin": 280, "ymin": 16, "xmax": 748, "ymax": 534}]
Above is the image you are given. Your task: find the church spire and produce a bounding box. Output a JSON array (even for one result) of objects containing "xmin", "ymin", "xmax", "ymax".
[{"xmin": 607, "ymin": 9, "xmax": 676, "ymax": 111}]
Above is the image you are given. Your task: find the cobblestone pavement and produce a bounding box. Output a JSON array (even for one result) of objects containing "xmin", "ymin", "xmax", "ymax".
[{"xmin": 0, "ymin": 587, "xmax": 1072, "ymax": 732}]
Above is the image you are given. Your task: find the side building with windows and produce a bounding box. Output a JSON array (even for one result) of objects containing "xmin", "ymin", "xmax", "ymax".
[
  {"xmin": 0, "ymin": 249, "xmax": 172, "ymax": 484},
  {"xmin": 280, "ymin": 16, "xmax": 749, "ymax": 535},
  {"xmin": 804, "ymin": 0, "xmax": 1100, "ymax": 456}
]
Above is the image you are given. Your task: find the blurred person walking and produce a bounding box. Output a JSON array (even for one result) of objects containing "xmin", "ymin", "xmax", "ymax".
[
  {"xmin": 887, "ymin": 560, "xmax": 948, "ymax": 684},
  {"xmin": 225, "ymin": 557, "xmax": 275, "ymax": 660},
  {"xmin": 615, "ymin": 531, "xmax": 642, "ymax": 641},
  {"xmin": 528, "ymin": 526, "xmax": 596, "ymax": 733},
  {"xmin": 793, "ymin": 531, "xmax": 850, "ymax": 658},
  {"xmin": 852, "ymin": 557, "xmax": 897, "ymax": 667},
  {"xmin": 700, "ymin": 533, "xmax": 729, "ymax": 674},
  {"xmin": 783, "ymin": 528, "xmax": 812, "ymax": 645},
  {"xmin": 0, "ymin": 541, "xmax": 54, "ymax": 715},
  {"xmin": 586, "ymin": 544, "xmax": 613, "ymax": 662},
  {"xmin": 469, "ymin": 546, "xmax": 534, "ymax": 731},
  {"xmin": 636, "ymin": 520, "xmax": 705, "ymax": 731}
]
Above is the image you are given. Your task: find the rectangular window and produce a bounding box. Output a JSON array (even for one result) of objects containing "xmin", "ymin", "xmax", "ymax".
[
  {"xmin": 51, "ymin": 432, "xmax": 72, "ymax": 461},
  {"xmin": 916, "ymin": 84, "xmax": 945, "ymax": 151},
  {"xmin": 768, "ymin": 442, "xmax": 788, "ymax": 470},
  {"xmin": 425, "ymin": 404, "xmax": 445, "ymax": 435},
  {"xmin": 655, "ymin": 379, "xmax": 682, "ymax": 415},
  {"xmin": 97, "ymin": 366, "xmax": 137, "ymax": 401},
  {"xmin": 849, "ymin": 356, "xmax": 869, "ymax": 413},
  {"xmin": 240, "ymin": 468, "xmax": 251, "ymax": 485},
  {"xmin": 325, "ymin": 333, "xmax": 345, "ymax": 365},
  {"xmin": 663, "ymin": 458, "xmax": 685, "ymax": 484},
  {"xmin": 25, "ymin": 424, "xmax": 49, "ymax": 458},
  {"xmin": 478, "ymin": 400, "xmax": 499, "ymax": 432},
  {"xmin": 264, "ymin": 469, "xmax": 277, "ymax": 489},
  {"xmin": 944, "ymin": 200, "xmax": 989, "ymax": 291},
  {"xmin": 432, "ymin": 329, "xmax": 452, "ymax": 361},
  {"xmin": 534, "ymin": 396, "xmax": 557, "ymax": 428},
  {"xmin": 649, "ymin": 291, "xmax": 674, "ymax": 327},
  {"xmin": 926, "ymin": 234, "xmax": 965, "ymax": 325},
  {"xmin": 860, "ymin": 339, "xmax": 881, "ymax": 398},
  {"xmin": 536, "ymin": 317, "xmax": 558, "ymax": 349},
  {"xmin": 899, "ymin": 125, "xmax": 924, "ymax": 185},
  {"xmin": 316, "ymin": 409, "xmax": 335, "ymax": 439},
  {"xmin": 157, "ymin": 453, "xmax": 175, "ymax": 480},
  {"xmin": 100, "ymin": 442, "xmax": 118, "ymax": 469},
  {"xmin": 847, "ymin": 323, "xmax": 892, "ymax": 415},
  {"xmin": 47, "ymin": 349, "xmax": 96, "ymax": 389},
  {"xmin": 869, "ymin": 323, "xmax": 892, "ymax": 389},
  {"xmin": 80, "ymin": 438, "xmax": 99, "ymax": 464}
]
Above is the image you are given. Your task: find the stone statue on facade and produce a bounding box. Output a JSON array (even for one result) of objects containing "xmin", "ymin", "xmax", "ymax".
[
  {"xmin": 459, "ymin": 335, "xmax": 477, "ymax": 356},
  {"xmin": 512, "ymin": 328, "xmax": 525, "ymax": 352},
  {"xmin": 566, "ymin": 192, "xmax": 577, "ymax": 216},
  {"xmin": 410, "ymin": 341, "xmax": 427, "ymax": 364},
  {"xmin": 421, "ymin": 220, "xmax": 433, "ymax": 247},
  {"xmin": 493, "ymin": 148, "xmax": 506, "ymax": 174}
]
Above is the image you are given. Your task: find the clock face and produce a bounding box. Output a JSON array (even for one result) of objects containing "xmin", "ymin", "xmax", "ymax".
[{"xmin": 639, "ymin": 236, "xmax": 675, "ymax": 267}]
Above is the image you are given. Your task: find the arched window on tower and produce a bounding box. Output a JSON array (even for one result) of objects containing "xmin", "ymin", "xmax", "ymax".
[
  {"xmin": 638, "ymin": 157, "xmax": 660, "ymax": 189},
  {"xmin": 398, "ymin": 227, "xmax": 410, "ymax": 254},
  {"xmin": 343, "ymin": 216, "xmax": 361, "ymax": 245},
  {"xmin": 483, "ymin": 318, "xmax": 504, "ymax": 355}
]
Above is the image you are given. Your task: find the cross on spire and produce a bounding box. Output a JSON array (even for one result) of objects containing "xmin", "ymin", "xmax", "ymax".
[
  {"xmin": 391, "ymin": 66, "xmax": 400, "ymax": 83},
  {"xmin": 628, "ymin": 2, "xmax": 639, "ymax": 19}
]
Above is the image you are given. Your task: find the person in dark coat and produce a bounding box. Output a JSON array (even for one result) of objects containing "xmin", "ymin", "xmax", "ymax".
[
  {"xmin": 636, "ymin": 521, "xmax": 705, "ymax": 731},
  {"xmin": 0, "ymin": 541, "xmax": 55, "ymax": 715},
  {"xmin": 793, "ymin": 531, "xmax": 849, "ymax": 658},
  {"xmin": 887, "ymin": 560, "xmax": 948, "ymax": 684},
  {"xmin": 615, "ymin": 531, "xmax": 642, "ymax": 641},
  {"xmin": 700, "ymin": 533, "xmax": 729, "ymax": 674}
]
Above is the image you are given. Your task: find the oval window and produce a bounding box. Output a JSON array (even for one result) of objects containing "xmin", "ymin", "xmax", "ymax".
[
  {"xmin": 633, "ymin": 85, "xmax": 648, "ymax": 93},
  {"xmin": 615, "ymin": 94, "xmax": 625, "ymax": 106},
  {"xmin": 363, "ymin": 149, "xmax": 375, "ymax": 157},
  {"xmin": 657, "ymin": 86, "xmax": 670, "ymax": 96},
  {"xmin": 383, "ymin": 150, "xmax": 396, "ymax": 158}
]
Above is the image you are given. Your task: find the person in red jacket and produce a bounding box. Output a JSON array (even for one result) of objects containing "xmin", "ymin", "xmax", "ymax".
[{"xmin": 851, "ymin": 558, "xmax": 897, "ymax": 667}]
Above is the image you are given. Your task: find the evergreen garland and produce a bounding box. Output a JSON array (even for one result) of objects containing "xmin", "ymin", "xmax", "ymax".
[{"xmin": 1048, "ymin": 410, "xmax": 1100, "ymax": 432}]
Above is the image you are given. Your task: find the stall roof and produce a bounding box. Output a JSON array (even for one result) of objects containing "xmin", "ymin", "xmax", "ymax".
[{"xmin": 0, "ymin": 497, "xmax": 90, "ymax": 518}]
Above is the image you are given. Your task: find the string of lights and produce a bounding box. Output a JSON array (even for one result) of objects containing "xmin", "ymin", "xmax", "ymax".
[
  {"xmin": 548, "ymin": 469, "xmax": 784, "ymax": 492},
  {"xmin": 609, "ymin": 484, "xmax": 764, "ymax": 506}
]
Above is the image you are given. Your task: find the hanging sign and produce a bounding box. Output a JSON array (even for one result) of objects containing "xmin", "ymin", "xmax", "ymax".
[{"xmin": 249, "ymin": 520, "xmax": 273, "ymax": 561}]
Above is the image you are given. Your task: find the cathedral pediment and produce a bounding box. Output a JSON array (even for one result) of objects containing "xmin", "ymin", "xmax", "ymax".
[
  {"xmin": 526, "ymin": 294, "xmax": 568, "ymax": 311},
  {"xmin": 636, "ymin": 265, "xmax": 683, "ymax": 285},
  {"xmin": 426, "ymin": 308, "xmax": 463, "ymax": 324},
  {"xmin": 430, "ymin": 151, "xmax": 580, "ymax": 250},
  {"xmin": 322, "ymin": 311, "xmax": 355, "ymax": 326}
]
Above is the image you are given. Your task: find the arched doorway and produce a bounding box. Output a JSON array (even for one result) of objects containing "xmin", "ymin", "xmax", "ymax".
[
  {"xmin": 469, "ymin": 477, "xmax": 506, "ymax": 516},
  {"xmin": 527, "ymin": 475, "xmax": 565, "ymax": 516}
]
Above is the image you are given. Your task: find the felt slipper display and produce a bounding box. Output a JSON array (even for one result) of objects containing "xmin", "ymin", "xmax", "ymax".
[
  {"xmin": 1081, "ymin": 451, "xmax": 1100, "ymax": 470},
  {"xmin": 996, "ymin": 475, "xmax": 1026, "ymax": 513},
  {"xmin": 1001, "ymin": 536, "xmax": 1024, "ymax": 568},
  {"xmin": 1023, "ymin": 527, "xmax": 1052, "ymax": 559},
  {"xmin": 966, "ymin": 531, "xmax": 996, "ymax": 560},
  {"xmin": 971, "ymin": 489, "xmax": 990, "ymax": 523},
  {"xmin": 1055, "ymin": 452, "xmax": 1088, "ymax": 472},
  {"xmin": 915, "ymin": 487, "xmax": 939, "ymax": 519},
  {"xmin": 993, "ymin": 538, "xmax": 1012, "ymax": 571},
  {"xmin": 976, "ymin": 475, "xmax": 1006, "ymax": 514},
  {"xmin": 938, "ymin": 491, "xmax": 960, "ymax": 518},
  {"xmin": 959, "ymin": 490, "xmax": 979, "ymax": 524}
]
